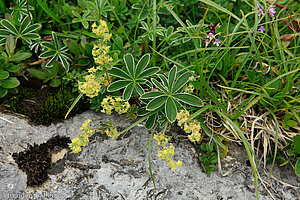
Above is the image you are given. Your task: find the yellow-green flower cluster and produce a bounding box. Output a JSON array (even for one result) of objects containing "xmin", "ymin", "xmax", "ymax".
[
  {"xmin": 78, "ymin": 67, "xmax": 110, "ymax": 98},
  {"xmin": 78, "ymin": 74, "xmax": 101, "ymax": 98},
  {"xmin": 176, "ymin": 110, "xmax": 190, "ymax": 127},
  {"xmin": 104, "ymin": 127, "xmax": 120, "ymax": 140},
  {"xmin": 183, "ymin": 83, "xmax": 194, "ymax": 94},
  {"xmin": 101, "ymin": 96, "xmax": 130, "ymax": 115},
  {"xmin": 153, "ymin": 132, "xmax": 171, "ymax": 146},
  {"xmin": 157, "ymin": 144, "xmax": 183, "ymax": 170},
  {"xmin": 153, "ymin": 132, "xmax": 182, "ymax": 170},
  {"xmin": 69, "ymin": 119, "xmax": 95, "ymax": 153},
  {"xmin": 91, "ymin": 21, "xmax": 112, "ymax": 70},
  {"xmin": 176, "ymin": 110, "xmax": 202, "ymax": 143}
]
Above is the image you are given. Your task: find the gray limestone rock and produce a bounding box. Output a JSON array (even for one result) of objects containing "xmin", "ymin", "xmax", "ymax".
[{"xmin": 0, "ymin": 111, "xmax": 299, "ymax": 200}]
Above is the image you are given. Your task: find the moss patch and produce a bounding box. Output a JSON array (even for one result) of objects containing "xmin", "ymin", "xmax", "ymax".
[{"xmin": 1, "ymin": 78, "xmax": 89, "ymax": 125}]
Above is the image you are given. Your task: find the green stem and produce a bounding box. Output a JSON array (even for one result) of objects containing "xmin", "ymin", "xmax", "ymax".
[
  {"xmin": 148, "ymin": 123, "xmax": 158, "ymax": 193},
  {"xmin": 152, "ymin": 0, "xmax": 157, "ymax": 66},
  {"xmin": 0, "ymin": 0, "xmax": 6, "ymax": 14},
  {"xmin": 36, "ymin": 0, "xmax": 64, "ymax": 24}
]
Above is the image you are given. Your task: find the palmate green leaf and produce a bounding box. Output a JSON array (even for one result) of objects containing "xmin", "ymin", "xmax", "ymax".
[
  {"xmin": 39, "ymin": 50, "xmax": 56, "ymax": 58},
  {"xmin": 124, "ymin": 53, "xmax": 134, "ymax": 78},
  {"xmin": 145, "ymin": 113, "xmax": 157, "ymax": 129},
  {"xmin": 135, "ymin": 83, "xmax": 145, "ymax": 95},
  {"xmin": 173, "ymin": 93, "xmax": 203, "ymax": 107},
  {"xmin": 1, "ymin": 19, "xmax": 18, "ymax": 35},
  {"xmin": 59, "ymin": 55, "xmax": 69, "ymax": 71},
  {"xmin": 138, "ymin": 67, "xmax": 160, "ymax": 78},
  {"xmin": 141, "ymin": 91, "xmax": 164, "ymax": 99},
  {"xmin": 123, "ymin": 83, "xmax": 134, "ymax": 100},
  {"xmin": 52, "ymin": 32, "xmax": 59, "ymax": 50},
  {"xmin": 168, "ymin": 66, "xmax": 177, "ymax": 88},
  {"xmin": 22, "ymin": 33, "xmax": 40, "ymax": 40},
  {"xmin": 151, "ymin": 78, "xmax": 168, "ymax": 93},
  {"xmin": 19, "ymin": 16, "xmax": 30, "ymax": 34},
  {"xmin": 108, "ymin": 80, "xmax": 131, "ymax": 92},
  {"xmin": 108, "ymin": 53, "xmax": 154, "ymax": 100},
  {"xmin": 21, "ymin": 24, "xmax": 41, "ymax": 35},
  {"xmin": 135, "ymin": 54, "xmax": 150, "ymax": 77},
  {"xmin": 172, "ymin": 72, "xmax": 191, "ymax": 93},
  {"xmin": 108, "ymin": 67, "xmax": 131, "ymax": 79},
  {"xmin": 145, "ymin": 66, "xmax": 203, "ymax": 123},
  {"xmin": 147, "ymin": 96, "xmax": 168, "ymax": 110},
  {"xmin": 41, "ymin": 42, "xmax": 56, "ymax": 50},
  {"xmin": 165, "ymin": 97, "xmax": 177, "ymax": 122},
  {"xmin": 157, "ymin": 74, "xmax": 169, "ymax": 89},
  {"xmin": 0, "ymin": 29, "xmax": 12, "ymax": 37}
]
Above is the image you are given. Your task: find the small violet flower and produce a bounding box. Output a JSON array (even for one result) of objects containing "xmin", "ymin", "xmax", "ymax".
[
  {"xmin": 268, "ymin": 5, "xmax": 276, "ymax": 17},
  {"xmin": 205, "ymin": 23, "xmax": 222, "ymax": 47},
  {"xmin": 258, "ymin": 25, "xmax": 266, "ymax": 33},
  {"xmin": 257, "ymin": 4, "xmax": 264, "ymax": 17},
  {"xmin": 213, "ymin": 40, "xmax": 221, "ymax": 46},
  {"xmin": 207, "ymin": 32, "xmax": 215, "ymax": 40}
]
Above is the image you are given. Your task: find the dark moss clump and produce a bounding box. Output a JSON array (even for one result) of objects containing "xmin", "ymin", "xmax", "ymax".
[
  {"xmin": 12, "ymin": 136, "xmax": 70, "ymax": 187},
  {"xmin": 1, "ymin": 78, "xmax": 89, "ymax": 125}
]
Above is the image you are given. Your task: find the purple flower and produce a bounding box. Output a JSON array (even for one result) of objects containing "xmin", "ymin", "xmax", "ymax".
[
  {"xmin": 268, "ymin": 5, "xmax": 276, "ymax": 17},
  {"xmin": 257, "ymin": 4, "xmax": 264, "ymax": 17},
  {"xmin": 258, "ymin": 25, "xmax": 266, "ymax": 33},
  {"xmin": 205, "ymin": 39, "xmax": 210, "ymax": 46},
  {"xmin": 207, "ymin": 32, "xmax": 215, "ymax": 40},
  {"xmin": 213, "ymin": 40, "xmax": 221, "ymax": 46}
]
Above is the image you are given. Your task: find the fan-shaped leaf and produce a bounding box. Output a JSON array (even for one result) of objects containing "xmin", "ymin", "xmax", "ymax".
[
  {"xmin": 123, "ymin": 82, "xmax": 134, "ymax": 100},
  {"xmin": 151, "ymin": 78, "xmax": 168, "ymax": 93},
  {"xmin": 157, "ymin": 74, "xmax": 169, "ymax": 88},
  {"xmin": 172, "ymin": 72, "xmax": 191, "ymax": 93},
  {"xmin": 135, "ymin": 83, "xmax": 145, "ymax": 95},
  {"xmin": 146, "ymin": 96, "xmax": 168, "ymax": 110},
  {"xmin": 124, "ymin": 53, "xmax": 134, "ymax": 77},
  {"xmin": 108, "ymin": 80, "xmax": 131, "ymax": 92},
  {"xmin": 168, "ymin": 66, "xmax": 177, "ymax": 88},
  {"xmin": 141, "ymin": 91, "xmax": 164, "ymax": 99},
  {"xmin": 173, "ymin": 93, "xmax": 203, "ymax": 107},
  {"xmin": 135, "ymin": 53, "xmax": 150, "ymax": 77},
  {"xmin": 41, "ymin": 42, "xmax": 56, "ymax": 50},
  {"xmin": 145, "ymin": 113, "xmax": 156, "ymax": 129},
  {"xmin": 165, "ymin": 97, "xmax": 177, "ymax": 122},
  {"xmin": 19, "ymin": 16, "xmax": 30, "ymax": 34},
  {"xmin": 138, "ymin": 67, "xmax": 160, "ymax": 78},
  {"xmin": 1, "ymin": 20, "xmax": 18, "ymax": 34},
  {"xmin": 108, "ymin": 67, "xmax": 131, "ymax": 80},
  {"xmin": 39, "ymin": 50, "xmax": 56, "ymax": 58}
]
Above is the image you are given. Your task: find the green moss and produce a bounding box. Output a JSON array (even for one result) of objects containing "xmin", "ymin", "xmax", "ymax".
[{"xmin": 2, "ymin": 83, "xmax": 89, "ymax": 125}]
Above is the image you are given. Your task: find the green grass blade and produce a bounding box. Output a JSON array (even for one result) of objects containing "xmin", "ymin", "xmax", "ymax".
[
  {"xmin": 198, "ymin": 0, "xmax": 241, "ymax": 22},
  {"xmin": 36, "ymin": 0, "xmax": 64, "ymax": 24},
  {"xmin": 148, "ymin": 123, "xmax": 158, "ymax": 193}
]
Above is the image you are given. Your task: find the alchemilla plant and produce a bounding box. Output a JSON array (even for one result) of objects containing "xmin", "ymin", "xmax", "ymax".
[{"xmin": 0, "ymin": 0, "xmax": 299, "ymax": 198}]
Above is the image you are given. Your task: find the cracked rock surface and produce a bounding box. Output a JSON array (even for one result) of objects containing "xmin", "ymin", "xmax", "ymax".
[{"xmin": 0, "ymin": 111, "xmax": 299, "ymax": 200}]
